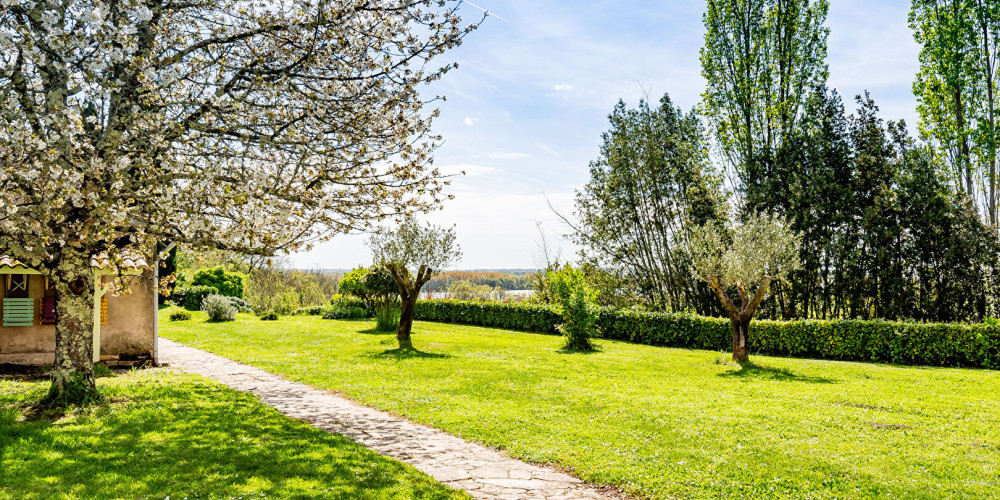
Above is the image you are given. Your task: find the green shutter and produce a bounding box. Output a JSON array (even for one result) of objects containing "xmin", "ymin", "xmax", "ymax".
[{"xmin": 3, "ymin": 298, "xmax": 35, "ymax": 327}]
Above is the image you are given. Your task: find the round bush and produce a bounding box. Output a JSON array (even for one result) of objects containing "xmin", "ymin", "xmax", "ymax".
[
  {"xmin": 259, "ymin": 311, "xmax": 279, "ymax": 321},
  {"xmin": 169, "ymin": 310, "xmax": 192, "ymax": 321},
  {"xmin": 201, "ymin": 294, "xmax": 237, "ymax": 322}
]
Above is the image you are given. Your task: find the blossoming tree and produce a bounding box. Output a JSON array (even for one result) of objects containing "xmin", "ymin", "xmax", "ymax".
[{"xmin": 0, "ymin": 0, "xmax": 477, "ymax": 404}]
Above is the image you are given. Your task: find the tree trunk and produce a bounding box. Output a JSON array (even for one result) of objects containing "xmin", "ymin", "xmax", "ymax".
[
  {"xmin": 43, "ymin": 252, "xmax": 100, "ymax": 406},
  {"xmin": 386, "ymin": 264, "xmax": 433, "ymax": 350},
  {"xmin": 730, "ymin": 316, "xmax": 750, "ymax": 363},
  {"xmin": 397, "ymin": 295, "xmax": 415, "ymax": 349}
]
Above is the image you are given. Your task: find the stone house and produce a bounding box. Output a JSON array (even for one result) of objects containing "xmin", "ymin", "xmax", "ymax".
[{"xmin": 0, "ymin": 254, "xmax": 158, "ymax": 366}]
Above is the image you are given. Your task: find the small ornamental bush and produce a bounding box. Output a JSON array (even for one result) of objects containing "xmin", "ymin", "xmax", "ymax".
[
  {"xmin": 296, "ymin": 305, "xmax": 327, "ymax": 316},
  {"xmin": 179, "ymin": 285, "xmax": 219, "ymax": 311},
  {"xmin": 259, "ymin": 311, "xmax": 279, "ymax": 321},
  {"xmin": 375, "ymin": 303, "xmax": 401, "ymax": 332},
  {"xmin": 226, "ymin": 297, "xmax": 253, "ymax": 313},
  {"xmin": 169, "ymin": 310, "xmax": 192, "ymax": 321},
  {"xmin": 202, "ymin": 294, "xmax": 237, "ymax": 322},
  {"xmin": 547, "ymin": 266, "xmax": 598, "ymax": 351},
  {"xmin": 321, "ymin": 303, "xmax": 368, "ymax": 320}
]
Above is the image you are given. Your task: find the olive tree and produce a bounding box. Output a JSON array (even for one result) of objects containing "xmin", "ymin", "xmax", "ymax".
[
  {"xmin": 369, "ymin": 217, "xmax": 460, "ymax": 349},
  {"xmin": 688, "ymin": 213, "xmax": 802, "ymax": 362},
  {"xmin": 0, "ymin": 0, "xmax": 478, "ymax": 404}
]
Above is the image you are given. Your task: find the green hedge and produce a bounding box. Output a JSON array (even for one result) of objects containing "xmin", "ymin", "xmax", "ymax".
[
  {"xmin": 413, "ymin": 300, "xmax": 1000, "ymax": 369},
  {"xmin": 414, "ymin": 300, "xmax": 561, "ymax": 334}
]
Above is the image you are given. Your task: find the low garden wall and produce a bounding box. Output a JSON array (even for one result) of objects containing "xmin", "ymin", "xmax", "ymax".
[{"xmin": 414, "ymin": 299, "xmax": 1000, "ymax": 369}]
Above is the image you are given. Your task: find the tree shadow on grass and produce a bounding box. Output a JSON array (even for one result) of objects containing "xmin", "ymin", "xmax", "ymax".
[
  {"xmin": 358, "ymin": 327, "xmax": 397, "ymax": 335},
  {"xmin": 0, "ymin": 375, "xmax": 462, "ymax": 499},
  {"xmin": 718, "ymin": 361, "xmax": 837, "ymax": 384},
  {"xmin": 366, "ymin": 347, "xmax": 452, "ymax": 360},
  {"xmin": 556, "ymin": 345, "xmax": 604, "ymax": 355}
]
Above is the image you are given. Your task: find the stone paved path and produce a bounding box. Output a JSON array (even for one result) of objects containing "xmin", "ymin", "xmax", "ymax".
[{"xmin": 159, "ymin": 339, "xmax": 615, "ymax": 500}]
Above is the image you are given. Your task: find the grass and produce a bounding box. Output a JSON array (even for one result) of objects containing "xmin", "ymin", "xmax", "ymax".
[
  {"xmin": 161, "ymin": 309, "xmax": 1000, "ymax": 500},
  {"xmin": 0, "ymin": 369, "xmax": 468, "ymax": 500}
]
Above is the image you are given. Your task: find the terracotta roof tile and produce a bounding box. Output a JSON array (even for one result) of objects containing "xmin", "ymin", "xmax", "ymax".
[{"xmin": 0, "ymin": 253, "xmax": 150, "ymax": 270}]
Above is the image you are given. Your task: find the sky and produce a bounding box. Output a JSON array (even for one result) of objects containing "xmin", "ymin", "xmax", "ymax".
[{"xmin": 290, "ymin": 0, "xmax": 921, "ymax": 271}]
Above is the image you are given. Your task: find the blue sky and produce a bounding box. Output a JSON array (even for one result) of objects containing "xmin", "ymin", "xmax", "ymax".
[{"xmin": 290, "ymin": 0, "xmax": 920, "ymax": 270}]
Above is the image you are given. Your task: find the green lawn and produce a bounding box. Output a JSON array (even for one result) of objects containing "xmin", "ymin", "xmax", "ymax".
[
  {"xmin": 0, "ymin": 369, "xmax": 467, "ymax": 500},
  {"xmin": 161, "ymin": 309, "xmax": 1000, "ymax": 500}
]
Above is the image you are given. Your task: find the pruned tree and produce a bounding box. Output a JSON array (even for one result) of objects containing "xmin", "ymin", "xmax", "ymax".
[
  {"xmin": 369, "ymin": 217, "xmax": 461, "ymax": 349},
  {"xmin": 688, "ymin": 213, "xmax": 802, "ymax": 362},
  {"xmin": 0, "ymin": 0, "xmax": 478, "ymax": 404}
]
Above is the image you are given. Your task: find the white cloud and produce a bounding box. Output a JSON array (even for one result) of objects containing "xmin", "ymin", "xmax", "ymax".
[
  {"xmin": 463, "ymin": 115, "xmax": 479, "ymax": 126},
  {"xmin": 490, "ymin": 152, "xmax": 533, "ymax": 160},
  {"xmin": 553, "ymin": 83, "xmax": 574, "ymax": 91},
  {"xmin": 536, "ymin": 142, "xmax": 562, "ymax": 158},
  {"xmin": 436, "ymin": 163, "xmax": 496, "ymax": 177}
]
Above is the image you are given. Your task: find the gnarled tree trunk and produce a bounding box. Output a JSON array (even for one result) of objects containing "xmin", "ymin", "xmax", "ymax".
[
  {"xmin": 386, "ymin": 264, "xmax": 433, "ymax": 350},
  {"xmin": 708, "ymin": 276, "xmax": 771, "ymax": 363},
  {"xmin": 43, "ymin": 250, "xmax": 100, "ymax": 406}
]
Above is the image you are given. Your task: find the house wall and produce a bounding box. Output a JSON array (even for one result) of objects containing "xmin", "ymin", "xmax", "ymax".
[
  {"xmin": 0, "ymin": 270, "xmax": 156, "ymax": 364},
  {"xmin": 0, "ymin": 275, "xmax": 56, "ymax": 358},
  {"xmin": 101, "ymin": 270, "xmax": 156, "ymax": 357}
]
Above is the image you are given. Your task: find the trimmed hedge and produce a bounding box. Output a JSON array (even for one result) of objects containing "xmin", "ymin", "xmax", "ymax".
[
  {"xmin": 414, "ymin": 300, "xmax": 560, "ymax": 334},
  {"xmin": 413, "ymin": 300, "xmax": 1000, "ymax": 369}
]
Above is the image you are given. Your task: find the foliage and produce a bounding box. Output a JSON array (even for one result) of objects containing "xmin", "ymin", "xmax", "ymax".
[
  {"xmin": 375, "ymin": 303, "xmax": 402, "ymax": 332},
  {"xmin": 0, "ymin": 371, "xmax": 467, "ymax": 498},
  {"xmin": 744, "ymin": 90, "xmax": 1000, "ymax": 322},
  {"xmin": 701, "ymin": 0, "xmax": 830, "ymax": 172},
  {"xmin": 322, "ymin": 303, "xmax": 370, "ymax": 321},
  {"xmin": 191, "ymin": 267, "xmax": 246, "ymax": 298},
  {"xmin": 169, "ymin": 311, "xmax": 192, "ymax": 322},
  {"xmin": 177, "ymin": 285, "xmax": 220, "ymax": 311},
  {"xmin": 546, "ymin": 267, "xmax": 599, "ymax": 351},
  {"xmin": 244, "ymin": 266, "xmax": 339, "ymax": 315},
  {"xmin": 259, "ymin": 311, "xmax": 279, "ymax": 321},
  {"xmin": 201, "ymin": 294, "xmax": 237, "ymax": 322},
  {"xmin": 226, "ymin": 297, "xmax": 254, "ymax": 314},
  {"xmin": 910, "ymin": 0, "xmax": 999, "ymax": 224},
  {"xmin": 162, "ymin": 312, "xmax": 1000, "ymax": 500},
  {"xmin": 414, "ymin": 300, "xmax": 561, "ymax": 333},
  {"xmin": 370, "ymin": 218, "xmax": 463, "ymax": 273},
  {"xmin": 570, "ymin": 93, "xmax": 725, "ymax": 313},
  {"xmin": 447, "ymin": 280, "xmax": 494, "ymax": 301},
  {"xmin": 421, "ymin": 271, "xmax": 535, "ymax": 292},
  {"xmin": 688, "ymin": 213, "xmax": 803, "ymax": 290}
]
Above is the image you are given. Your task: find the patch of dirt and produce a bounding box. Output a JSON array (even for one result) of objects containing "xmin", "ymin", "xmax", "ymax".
[
  {"xmin": 864, "ymin": 421, "xmax": 912, "ymax": 431},
  {"xmin": 834, "ymin": 400, "xmax": 890, "ymax": 412},
  {"xmin": 0, "ymin": 364, "xmax": 48, "ymax": 381}
]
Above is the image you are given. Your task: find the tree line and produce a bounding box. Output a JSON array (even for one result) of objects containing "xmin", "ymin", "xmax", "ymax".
[{"xmin": 570, "ymin": 0, "xmax": 1000, "ymax": 323}]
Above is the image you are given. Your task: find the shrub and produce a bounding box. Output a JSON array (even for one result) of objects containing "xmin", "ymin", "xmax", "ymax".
[
  {"xmin": 547, "ymin": 266, "xmax": 598, "ymax": 351},
  {"xmin": 226, "ymin": 297, "xmax": 253, "ymax": 313},
  {"xmin": 321, "ymin": 303, "xmax": 369, "ymax": 320},
  {"xmin": 191, "ymin": 266, "xmax": 245, "ymax": 298},
  {"xmin": 178, "ymin": 285, "xmax": 219, "ymax": 311},
  {"xmin": 272, "ymin": 291, "xmax": 300, "ymax": 316},
  {"xmin": 202, "ymin": 294, "xmax": 237, "ymax": 322},
  {"xmin": 169, "ymin": 310, "xmax": 192, "ymax": 321},
  {"xmin": 295, "ymin": 305, "xmax": 327, "ymax": 316},
  {"xmin": 375, "ymin": 303, "xmax": 401, "ymax": 332},
  {"xmin": 93, "ymin": 364, "xmax": 115, "ymax": 378},
  {"xmin": 412, "ymin": 300, "xmax": 1000, "ymax": 369},
  {"xmin": 259, "ymin": 311, "xmax": 279, "ymax": 321}
]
